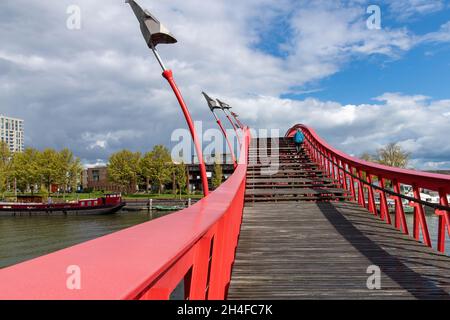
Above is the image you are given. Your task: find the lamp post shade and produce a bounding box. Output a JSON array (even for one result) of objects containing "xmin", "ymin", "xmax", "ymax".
[
  {"xmin": 202, "ymin": 92, "xmax": 221, "ymax": 112},
  {"xmin": 127, "ymin": 0, "xmax": 177, "ymax": 48},
  {"xmin": 217, "ymin": 99, "xmax": 231, "ymax": 111},
  {"xmin": 216, "ymin": 99, "xmax": 242, "ymax": 146},
  {"xmin": 127, "ymin": 0, "xmax": 209, "ymax": 196},
  {"xmin": 202, "ymin": 93, "xmax": 238, "ymax": 168}
]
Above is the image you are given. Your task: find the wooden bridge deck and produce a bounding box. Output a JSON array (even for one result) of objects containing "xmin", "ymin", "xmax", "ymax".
[
  {"xmin": 228, "ymin": 201, "xmax": 450, "ymax": 299},
  {"xmin": 228, "ymin": 138, "xmax": 450, "ymax": 300}
]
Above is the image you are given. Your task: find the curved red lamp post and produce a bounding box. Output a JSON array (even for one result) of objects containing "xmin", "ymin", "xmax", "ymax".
[
  {"xmin": 127, "ymin": 0, "xmax": 209, "ymax": 196},
  {"xmin": 217, "ymin": 99, "xmax": 242, "ymax": 147},
  {"xmin": 231, "ymin": 111, "xmax": 244, "ymax": 129},
  {"xmin": 202, "ymin": 92, "xmax": 237, "ymax": 169}
]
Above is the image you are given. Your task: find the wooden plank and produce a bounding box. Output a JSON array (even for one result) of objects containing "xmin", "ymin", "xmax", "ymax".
[
  {"xmin": 246, "ymin": 188, "xmax": 348, "ymax": 196},
  {"xmin": 228, "ymin": 138, "xmax": 450, "ymax": 300},
  {"xmin": 228, "ymin": 201, "xmax": 450, "ymax": 300}
]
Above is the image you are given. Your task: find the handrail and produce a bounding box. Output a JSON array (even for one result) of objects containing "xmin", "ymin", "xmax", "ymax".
[
  {"xmin": 287, "ymin": 124, "xmax": 450, "ymax": 254},
  {"xmin": 0, "ymin": 128, "xmax": 250, "ymax": 300}
]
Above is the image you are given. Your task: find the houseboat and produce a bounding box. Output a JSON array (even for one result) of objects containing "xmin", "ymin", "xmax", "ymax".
[{"xmin": 0, "ymin": 194, "xmax": 125, "ymax": 216}]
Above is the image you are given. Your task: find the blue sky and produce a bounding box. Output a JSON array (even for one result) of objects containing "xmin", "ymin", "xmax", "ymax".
[
  {"xmin": 269, "ymin": 2, "xmax": 450, "ymax": 104},
  {"xmin": 0, "ymin": 0, "xmax": 449, "ymax": 169},
  {"xmin": 294, "ymin": 44, "xmax": 450, "ymax": 104}
]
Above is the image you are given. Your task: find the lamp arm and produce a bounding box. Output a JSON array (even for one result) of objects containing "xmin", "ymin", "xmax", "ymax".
[
  {"xmin": 212, "ymin": 111, "xmax": 237, "ymax": 169},
  {"xmin": 150, "ymin": 44, "xmax": 167, "ymax": 71},
  {"xmin": 163, "ymin": 70, "xmax": 209, "ymax": 196}
]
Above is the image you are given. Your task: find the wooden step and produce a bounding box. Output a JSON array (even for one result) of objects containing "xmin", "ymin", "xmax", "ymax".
[
  {"xmin": 246, "ymin": 188, "xmax": 349, "ymax": 196},
  {"xmin": 244, "ymin": 195, "xmax": 351, "ymax": 203},
  {"xmin": 246, "ymin": 177, "xmax": 335, "ymax": 184}
]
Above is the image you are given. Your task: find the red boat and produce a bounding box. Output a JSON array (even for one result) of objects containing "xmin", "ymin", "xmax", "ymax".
[{"xmin": 0, "ymin": 194, "xmax": 125, "ymax": 216}]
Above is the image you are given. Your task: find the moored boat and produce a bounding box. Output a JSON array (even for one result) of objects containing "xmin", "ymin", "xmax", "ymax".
[
  {"xmin": 152, "ymin": 205, "xmax": 185, "ymax": 212},
  {"xmin": 0, "ymin": 194, "xmax": 125, "ymax": 216}
]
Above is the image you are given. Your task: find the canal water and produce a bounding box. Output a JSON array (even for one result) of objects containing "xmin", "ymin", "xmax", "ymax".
[
  {"xmin": 0, "ymin": 210, "xmax": 448, "ymax": 270},
  {"xmin": 402, "ymin": 213, "xmax": 450, "ymax": 256},
  {"xmin": 0, "ymin": 210, "xmax": 173, "ymax": 269}
]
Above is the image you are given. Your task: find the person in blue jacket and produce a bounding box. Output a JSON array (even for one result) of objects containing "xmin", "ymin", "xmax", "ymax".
[{"xmin": 294, "ymin": 129, "xmax": 304, "ymax": 154}]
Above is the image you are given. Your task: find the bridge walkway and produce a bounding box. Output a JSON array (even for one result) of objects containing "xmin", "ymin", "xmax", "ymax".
[{"xmin": 227, "ymin": 138, "xmax": 450, "ymax": 299}]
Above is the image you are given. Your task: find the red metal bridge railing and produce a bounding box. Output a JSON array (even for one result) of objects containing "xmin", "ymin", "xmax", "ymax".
[
  {"xmin": 287, "ymin": 124, "xmax": 450, "ymax": 254},
  {"xmin": 0, "ymin": 128, "xmax": 250, "ymax": 300}
]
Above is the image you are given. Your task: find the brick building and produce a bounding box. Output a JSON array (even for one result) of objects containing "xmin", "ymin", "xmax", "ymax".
[{"xmin": 81, "ymin": 167, "xmax": 135, "ymax": 193}]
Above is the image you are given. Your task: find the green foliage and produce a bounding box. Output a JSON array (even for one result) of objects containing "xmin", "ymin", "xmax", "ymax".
[
  {"xmin": 377, "ymin": 143, "xmax": 410, "ymax": 168},
  {"xmin": 212, "ymin": 161, "xmax": 223, "ymax": 189},
  {"xmin": 38, "ymin": 149, "xmax": 63, "ymax": 193},
  {"xmin": 142, "ymin": 145, "xmax": 173, "ymax": 195},
  {"xmin": 359, "ymin": 143, "xmax": 410, "ymax": 169},
  {"xmin": 0, "ymin": 141, "xmax": 11, "ymax": 195},
  {"xmin": 1, "ymin": 141, "xmax": 194, "ymax": 198},
  {"xmin": 3, "ymin": 146, "xmax": 83, "ymax": 196},
  {"xmin": 57, "ymin": 148, "xmax": 83, "ymax": 197},
  {"xmin": 10, "ymin": 148, "xmax": 40, "ymax": 193},
  {"xmin": 359, "ymin": 152, "xmax": 374, "ymax": 162},
  {"xmin": 108, "ymin": 150, "xmax": 141, "ymax": 193},
  {"xmin": 173, "ymin": 162, "xmax": 187, "ymax": 198},
  {"xmin": 139, "ymin": 151, "xmax": 153, "ymax": 193}
]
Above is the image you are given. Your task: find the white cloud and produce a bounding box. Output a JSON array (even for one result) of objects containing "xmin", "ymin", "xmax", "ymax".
[
  {"xmin": 421, "ymin": 21, "xmax": 450, "ymax": 43},
  {"xmin": 238, "ymin": 93, "xmax": 450, "ymax": 168},
  {"xmin": 386, "ymin": 0, "xmax": 445, "ymax": 19},
  {"xmin": 0, "ymin": 0, "xmax": 449, "ymax": 169}
]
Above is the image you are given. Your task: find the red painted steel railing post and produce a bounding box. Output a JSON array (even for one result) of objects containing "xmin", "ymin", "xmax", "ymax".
[
  {"xmin": 318, "ymin": 147, "xmax": 323, "ymax": 170},
  {"xmin": 326, "ymin": 152, "xmax": 331, "ymax": 178},
  {"xmin": 329, "ymin": 153, "xmax": 335, "ymax": 179},
  {"xmin": 321, "ymin": 147, "xmax": 326, "ymax": 172},
  {"xmin": 378, "ymin": 177, "xmax": 391, "ymax": 225},
  {"xmin": 341, "ymin": 160, "xmax": 348, "ymax": 190},
  {"xmin": 349, "ymin": 166, "xmax": 356, "ymax": 202},
  {"xmin": 393, "ymin": 179, "xmax": 408, "ymax": 235},
  {"xmin": 162, "ymin": 70, "xmax": 209, "ymax": 196},
  {"xmin": 189, "ymin": 235, "xmax": 213, "ymax": 300},
  {"xmin": 411, "ymin": 185, "xmax": 431, "ymax": 247},
  {"xmin": 140, "ymin": 288, "xmax": 171, "ymax": 300},
  {"xmin": 328, "ymin": 153, "xmax": 337, "ymax": 181},
  {"xmin": 334, "ymin": 156, "xmax": 341, "ymax": 185},
  {"xmin": 357, "ymin": 169, "xmax": 366, "ymax": 207},
  {"xmin": 222, "ymin": 210, "xmax": 242, "ymax": 296},
  {"xmin": 286, "ymin": 124, "xmax": 450, "ymax": 256},
  {"xmin": 318, "ymin": 146, "xmax": 328, "ymax": 173},
  {"xmin": 321, "ymin": 147, "xmax": 326, "ymax": 171},
  {"xmin": 208, "ymin": 217, "xmax": 228, "ymax": 299},
  {"xmin": 436, "ymin": 189, "xmax": 450, "ymax": 253},
  {"xmin": 366, "ymin": 174, "xmax": 377, "ymax": 216},
  {"xmin": 337, "ymin": 159, "xmax": 343, "ymax": 186}
]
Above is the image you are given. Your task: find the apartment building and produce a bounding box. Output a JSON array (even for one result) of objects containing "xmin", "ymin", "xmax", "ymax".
[{"xmin": 0, "ymin": 115, "xmax": 24, "ymax": 153}]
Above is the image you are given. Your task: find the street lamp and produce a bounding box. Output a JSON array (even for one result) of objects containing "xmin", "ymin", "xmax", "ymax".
[
  {"xmin": 230, "ymin": 111, "xmax": 245, "ymax": 129},
  {"xmin": 217, "ymin": 99, "xmax": 242, "ymax": 146},
  {"xmin": 127, "ymin": 0, "xmax": 209, "ymax": 196},
  {"xmin": 202, "ymin": 92, "xmax": 237, "ymax": 169}
]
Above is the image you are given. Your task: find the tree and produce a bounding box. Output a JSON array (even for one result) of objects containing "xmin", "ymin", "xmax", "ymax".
[
  {"xmin": 37, "ymin": 148, "xmax": 61, "ymax": 194},
  {"xmin": 68, "ymin": 157, "xmax": 83, "ymax": 193},
  {"xmin": 173, "ymin": 163, "xmax": 187, "ymax": 199},
  {"xmin": 360, "ymin": 152, "xmax": 375, "ymax": 162},
  {"xmin": 56, "ymin": 149, "xmax": 82, "ymax": 198},
  {"xmin": 10, "ymin": 148, "xmax": 40, "ymax": 194},
  {"xmin": 144, "ymin": 145, "xmax": 173, "ymax": 195},
  {"xmin": 0, "ymin": 141, "xmax": 11, "ymax": 197},
  {"xmin": 139, "ymin": 152, "xmax": 153, "ymax": 193},
  {"xmin": 377, "ymin": 143, "xmax": 410, "ymax": 168},
  {"xmin": 108, "ymin": 150, "xmax": 141, "ymax": 193},
  {"xmin": 212, "ymin": 160, "xmax": 223, "ymax": 189}
]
